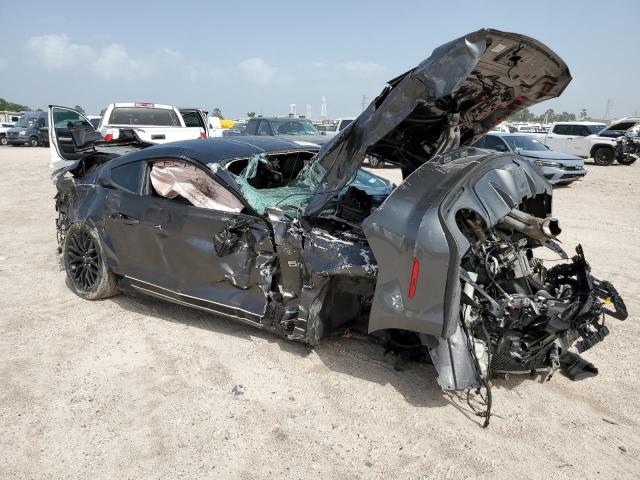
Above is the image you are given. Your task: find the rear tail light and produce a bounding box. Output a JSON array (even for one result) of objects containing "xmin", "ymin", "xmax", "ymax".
[
  {"xmin": 200, "ymin": 131, "xmax": 207, "ymax": 139},
  {"xmin": 408, "ymin": 257, "xmax": 420, "ymax": 299},
  {"xmin": 103, "ymin": 133, "xmax": 113, "ymax": 142}
]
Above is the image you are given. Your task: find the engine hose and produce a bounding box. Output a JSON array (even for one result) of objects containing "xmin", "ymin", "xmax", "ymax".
[{"xmin": 484, "ymin": 246, "xmax": 510, "ymax": 300}]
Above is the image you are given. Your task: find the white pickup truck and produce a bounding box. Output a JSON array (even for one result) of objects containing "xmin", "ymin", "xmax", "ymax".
[
  {"xmin": 533, "ymin": 120, "xmax": 638, "ymax": 165},
  {"xmin": 98, "ymin": 103, "xmax": 208, "ymax": 144}
]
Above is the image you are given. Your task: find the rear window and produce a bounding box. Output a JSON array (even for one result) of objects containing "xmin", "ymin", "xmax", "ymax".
[{"xmin": 108, "ymin": 107, "xmax": 181, "ymax": 127}]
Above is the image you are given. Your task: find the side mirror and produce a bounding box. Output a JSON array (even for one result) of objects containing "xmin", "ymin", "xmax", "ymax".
[{"xmin": 495, "ymin": 144, "xmax": 508, "ymax": 152}]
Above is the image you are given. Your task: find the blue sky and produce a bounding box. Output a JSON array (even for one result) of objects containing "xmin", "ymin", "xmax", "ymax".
[{"xmin": 1, "ymin": 0, "xmax": 638, "ymax": 119}]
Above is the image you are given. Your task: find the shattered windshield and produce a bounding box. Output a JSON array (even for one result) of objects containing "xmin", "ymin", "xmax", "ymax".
[
  {"xmin": 503, "ymin": 136, "xmax": 548, "ymax": 152},
  {"xmin": 270, "ymin": 120, "xmax": 319, "ymax": 136},
  {"xmin": 219, "ymin": 152, "xmax": 383, "ymax": 216}
]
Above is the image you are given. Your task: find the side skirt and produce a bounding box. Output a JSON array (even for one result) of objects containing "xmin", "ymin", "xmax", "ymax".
[{"xmin": 118, "ymin": 276, "xmax": 264, "ymax": 329}]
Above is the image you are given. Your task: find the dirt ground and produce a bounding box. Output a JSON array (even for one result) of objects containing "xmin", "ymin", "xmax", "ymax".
[{"xmin": 0, "ymin": 146, "xmax": 638, "ymax": 480}]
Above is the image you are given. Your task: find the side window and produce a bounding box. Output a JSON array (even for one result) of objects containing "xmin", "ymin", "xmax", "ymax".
[
  {"xmin": 472, "ymin": 136, "xmax": 487, "ymax": 148},
  {"xmin": 52, "ymin": 108, "xmax": 91, "ymax": 130},
  {"xmin": 484, "ymin": 136, "xmax": 508, "ymax": 151},
  {"xmin": 552, "ymin": 124, "xmax": 572, "ymax": 135},
  {"xmin": 182, "ymin": 112, "xmax": 203, "ymax": 128},
  {"xmin": 257, "ymin": 121, "xmax": 271, "ymax": 136},
  {"xmin": 574, "ymin": 125, "xmax": 591, "ymax": 136},
  {"xmin": 110, "ymin": 161, "xmax": 142, "ymax": 194},
  {"xmin": 148, "ymin": 159, "xmax": 244, "ymax": 213}
]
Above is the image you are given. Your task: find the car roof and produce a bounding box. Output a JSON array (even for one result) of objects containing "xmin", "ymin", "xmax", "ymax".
[
  {"xmin": 121, "ymin": 136, "xmax": 319, "ymax": 166},
  {"xmin": 253, "ymin": 117, "xmax": 312, "ymax": 122},
  {"xmin": 485, "ymin": 132, "xmax": 535, "ymax": 137},
  {"xmin": 553, "ymin": 121, "xmax": 606, "ymax": 125},
  {"xmin": 111, "ymin": 102, "xmax": 175, "ymax": 110}
]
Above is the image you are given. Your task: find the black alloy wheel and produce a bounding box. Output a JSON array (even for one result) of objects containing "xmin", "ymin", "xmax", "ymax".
[
  {"xmin": 66, "ymin": 228, "xmax": 99, "ymax": 291},
  {"xmin": 593, "ymin": 147, "xmax": 614, "ymax": 166},
  {"xmin": 63, "ymin": 223, "xmax": 119, "ymax": 300}
]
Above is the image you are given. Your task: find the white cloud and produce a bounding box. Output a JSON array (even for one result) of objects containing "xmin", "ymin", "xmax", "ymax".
[
  {"xmin": 237, "ymin": 57, "xmax": 280, "ymax": 84},
  {"xmin": 25, "ymin": 34, "xmax": 93, "ymax": 70},
  {"xmin": 91, "ymin": 44, "xmax": 145, "ymax": 81}
]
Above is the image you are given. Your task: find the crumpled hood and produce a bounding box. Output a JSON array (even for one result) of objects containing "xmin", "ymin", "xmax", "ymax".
[{"xmin": 303, "ymin": 28, "xmax": 571, "ymax": 215}]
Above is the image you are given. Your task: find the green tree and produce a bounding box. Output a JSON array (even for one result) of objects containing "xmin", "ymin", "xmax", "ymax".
[
  {"xmin": 0, "ymin": 97, "xmax": 31, "ymax": 111},
  {"xmin": 211, "ymin": 107, "xmax": 223, "ymax": 119},
  {"xmin": 556, "ymin": 111, "xmax": 576, "ymax": 122},
  {"xmin": 74, "ymin": 105, "xmax": 85, "ymax": 114},
  {"xmin": 542, "ymin": 109, "xmax": 555, "ymax": 123},
  {"xmin": 508, "ymin": 107, "xmax": 535, "ymax": 122},
  {"xmin": 246, "ymin": 112, "xmax": 256, "ymax": 118},
  {"xmin": 579, "ymin": 108, "xmax": 588, "ymax": 120}
]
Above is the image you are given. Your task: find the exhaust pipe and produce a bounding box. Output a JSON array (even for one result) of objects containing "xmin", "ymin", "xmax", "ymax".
[{"xmin": 500, "ymin": 209, "xmax": 561, "ymax": 240}]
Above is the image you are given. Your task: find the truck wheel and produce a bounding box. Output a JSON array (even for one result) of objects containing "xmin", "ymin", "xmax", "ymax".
[
  {"xmin": 63, "ymin": 223, "xmax": 120, "ymax": 300},
  {"xmin": 0, "ymin": 135, "xmax": 7, "ymax": 146},
  {"xmin": 29, "ymin": 137, "xmax": 39, "ymax": 147},
  {"xmin": 593, "ymin": 147, "xmax": 614, "ymax": 166},
  {"xmin": 617, "ymin": 155, "xmax": 637, "ymax": 166}
]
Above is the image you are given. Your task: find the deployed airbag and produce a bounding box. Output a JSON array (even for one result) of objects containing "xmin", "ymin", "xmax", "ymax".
[{"xmin": 150, "ymin": 160, "xmax": 244, "ymax": 213}]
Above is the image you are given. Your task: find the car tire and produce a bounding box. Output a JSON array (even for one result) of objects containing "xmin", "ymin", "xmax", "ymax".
[
  {"xmin": 616, "ymin": 155, "xmax": 637, "ymax": 166},
  {"xmin": 28, "ymin": 137, "xmax": 39, "ymax": 147},
  {"xmin": 368, "ymin": 156, "xmax": 382, "ymax": 168},
  {"xmin": 0, "ymin": 136, "xmax": 7, "ymax": 146},
  {"xmin": 592, "ymin": 147, "xmax": 614, "ymax": 166},
  {"xmin": 63, "ymin": 222, "xmax": 120, "ymax": 300}
]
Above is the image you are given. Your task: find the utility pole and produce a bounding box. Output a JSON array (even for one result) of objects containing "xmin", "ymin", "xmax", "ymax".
[
  {"xmin": 361, "ymin": 94, "xmax": 368, "ymax": 112},
  {"xmin": 604, "ymin": 98, "xmax": 613, "ymax": 120},
  {"xmin": 306, "ymin": 104, "xmax": 311, "ymax": 120}
]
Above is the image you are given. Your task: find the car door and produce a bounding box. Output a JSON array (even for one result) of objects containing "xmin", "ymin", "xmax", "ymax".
[
  {"xmin": 545, "ymin": 124, "xmax": 571, "ymax": 152},
  {"xmin": 180, "ymin": 108, "xmax": 209, "ymax": 137},
  {"xmin": 48, "ymin": 105, "xmax": 103, "ymax": 170},
  {"xmin": 99, "ymin": 159, "xmax": 181, "ymax": 291},
  {"xmin": 136, "ymin": 158, "xmax": 275, "ymax": 324},
  {"xmin": 568, "ymin": 125, "xmax": 591, "ymax": 157}
]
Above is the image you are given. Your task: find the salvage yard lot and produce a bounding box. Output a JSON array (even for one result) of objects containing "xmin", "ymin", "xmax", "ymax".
[{"xmin": 0, "ymin": 146, "xmax": 639, "ymax": 479}]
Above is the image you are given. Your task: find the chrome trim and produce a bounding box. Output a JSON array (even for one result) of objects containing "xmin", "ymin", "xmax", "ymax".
[
  {"xmin": 124, "ymin": 275, "xmax": 263, "ymax": 319},
  {"xmin": 130, "ymin": 284, "xmax": 263, "ymax": 328}
]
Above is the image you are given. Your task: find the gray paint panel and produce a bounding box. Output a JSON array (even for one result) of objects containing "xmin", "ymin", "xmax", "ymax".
[{"xmin": 363, "ymin": 150, "xmax": 551, "ymax": 338}]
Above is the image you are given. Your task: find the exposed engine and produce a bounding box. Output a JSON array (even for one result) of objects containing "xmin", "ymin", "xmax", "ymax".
[
  {"xmin": 615, "ymin": 135, "xmax": 640, "ymax": 165},
  {"xmin": 453, "ymin": 207, "xmax": 627, "ymax": 424}
]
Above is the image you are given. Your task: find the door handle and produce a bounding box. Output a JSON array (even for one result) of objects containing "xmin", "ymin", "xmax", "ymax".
[{"xmin": 110, "ymin": 213, "xmax": 140, "ymax": 225}]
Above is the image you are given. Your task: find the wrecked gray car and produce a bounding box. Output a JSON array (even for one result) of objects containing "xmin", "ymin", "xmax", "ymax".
[{"xmin": 50, "ymin": 29, "xmax": 627, "ymax": 425}]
